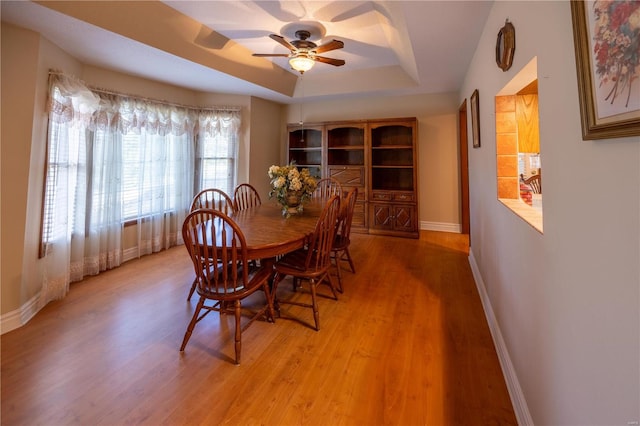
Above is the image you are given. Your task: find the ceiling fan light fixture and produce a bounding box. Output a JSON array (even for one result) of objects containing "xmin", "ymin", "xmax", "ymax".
[{"xmin": 289, "ymin": 55, "xmax": 315, "ymax": 74}]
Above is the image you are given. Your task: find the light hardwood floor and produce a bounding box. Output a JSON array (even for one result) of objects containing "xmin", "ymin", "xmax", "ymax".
[{"xmin": 1, "ymin": 231, "xmax": 517, "ymax": 425}]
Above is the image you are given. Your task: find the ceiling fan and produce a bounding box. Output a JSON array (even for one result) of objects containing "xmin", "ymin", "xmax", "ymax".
[{"xmin": 252, "ymin": 30, "xmax": 345, "ymax": 74}]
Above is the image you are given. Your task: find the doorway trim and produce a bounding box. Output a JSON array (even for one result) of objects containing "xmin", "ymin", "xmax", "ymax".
[{"xmin": 459, "ymin": 99, "xmax": 470, "ymax": 236}]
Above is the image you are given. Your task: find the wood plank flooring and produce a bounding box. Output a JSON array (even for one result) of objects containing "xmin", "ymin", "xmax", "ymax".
[{"xmin": 1, "ymin": 231, "xmax": 517, "ymax": 425}]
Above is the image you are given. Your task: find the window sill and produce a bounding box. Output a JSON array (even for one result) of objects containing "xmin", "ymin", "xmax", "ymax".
[{"xmin": 498, "ymin": 198, "xmax": 543, "ymax": 233}]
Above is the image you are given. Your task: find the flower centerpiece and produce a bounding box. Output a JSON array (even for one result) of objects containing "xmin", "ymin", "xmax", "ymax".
[{"xmin": 268, "ymin": 163, "xmax": 318, "ymax": 217}]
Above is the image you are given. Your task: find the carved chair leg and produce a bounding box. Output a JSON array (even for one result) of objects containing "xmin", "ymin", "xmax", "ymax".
[
  {"xmin": 180, "ymin": 297, "xmax": 205, "ymax": 351},
  {"xmin": 187, "ymin": 277, "xmax": 197, "ymax": 301},
  {"xmin": 343, "ymin": 248, "xmax": 356, "ymax": 273},
  {"xmin": 333, "ymin": 251, "xmax": 344, "ymax": 293},
  {"xmin": 234, "ymin": 299, "xmax": 242, "ymax": 365},
  {"xmin": 309, "ymin": 278, "xmax": 320, "ymax": 331}
]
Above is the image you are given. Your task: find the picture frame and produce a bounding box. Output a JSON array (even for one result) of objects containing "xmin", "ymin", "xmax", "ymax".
[
  {"xmin": 570, "ymin": 1, "xmax": 640, "ymax": 140},
  {"xmin": 471, "ymin": 89, "xmax": 481, "ymax": 148}
]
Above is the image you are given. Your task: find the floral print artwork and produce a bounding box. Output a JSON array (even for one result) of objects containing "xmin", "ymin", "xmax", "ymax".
[{"xmin": 591, "ymin": 0, "xmax": 640, "ymax": 108}]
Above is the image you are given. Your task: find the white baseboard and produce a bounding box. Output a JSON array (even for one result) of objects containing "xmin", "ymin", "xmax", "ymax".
[
  {"xmin": 468, "ymin": 249, "xmax": 533, "ymax": 426},
  {"xmin": 123, "ymin": 246, "xmax": 140, "ymax": 263},
  {"xmin": 1, "ymin": 291, "xmax": 41, "ymax": 335},
  {"xmin": 2, "ymin": 246, "xmax": 159, "ymax": 335},
  {"xmin": 420, "ymin": 221, "xmax": 461, "ymax": 233}
]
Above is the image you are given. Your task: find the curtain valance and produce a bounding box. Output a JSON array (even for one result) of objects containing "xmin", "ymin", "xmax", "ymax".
[{"xmin": 46, "ymin": 71, "xmax": 240, "ymax": 137}]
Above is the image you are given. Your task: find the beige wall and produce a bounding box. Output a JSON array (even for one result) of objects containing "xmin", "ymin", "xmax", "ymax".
[
  {"xmin": 1, "ymin": 24, "xmax": 41, "ymax": 316},
  {"xmin": 247, "ymin": 96, "xmax": 286, "ymax": 201},
  {"xmin": 284, "ymin": 93, "xmax": 462, "ymax": 227},
  {"xmin": 461, "ymin": 2, "xmax": 639, "ymax": 424}
]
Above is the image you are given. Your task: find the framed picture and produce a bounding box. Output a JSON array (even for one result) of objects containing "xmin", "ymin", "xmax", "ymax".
[
  {"xmin": 471, "ymin": 89, "xmax": 481, "ymax": 148},
  {"xmin": 570, "ymin": 1, "xmax": 640, "ymax": 140}
]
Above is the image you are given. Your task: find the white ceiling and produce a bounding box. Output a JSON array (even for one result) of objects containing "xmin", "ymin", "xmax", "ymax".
[{"xmin": 1, "ymin": 0, "xmax": 493, "ymax": 104}]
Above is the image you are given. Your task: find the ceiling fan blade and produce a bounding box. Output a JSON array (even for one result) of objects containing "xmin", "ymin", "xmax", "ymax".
[
  {"xmin": 252, "ymin": 53, "xmax": 291, "ymax": 58},
  {"xmin": 269, "ymin": 34, "xmax": 296, "ymax": 52},
  {"xmin": 313, "ymin": 39, "xmax": 344, "ymax": 54},
  {"xmin": 314, "ymin": 56, "xmax": 346, "ymax": 67}
]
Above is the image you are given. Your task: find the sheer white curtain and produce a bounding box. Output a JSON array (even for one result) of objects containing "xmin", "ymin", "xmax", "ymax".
[
  {"xmin": 40, "ymin": 73, "xmax": 103, "ymax": 303},
  {"xmin": 113, "ymin": 98, "xmax": 196, "ymax": 257},
  {"xmin": 39, "ymin": 74, "xmax": 199, "ymax": 305},
  {"xmin": 196, "ymin": 109, "xmax": 240, "ymax": 195}
]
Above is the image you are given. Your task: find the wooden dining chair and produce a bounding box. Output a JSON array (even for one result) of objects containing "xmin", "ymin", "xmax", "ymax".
[
  {"xmin": 520, "ymin": 173, "xmax": 541, "ymax": 194},
  {"xmin": 271, "ymin": 195, "xmax": 341, "ymax": 331},
  {"xmin": 180, "ymin": 208, "xmax": 275, "ymax": 365},
  {"xmin": 190, "ymin": 188, "xmax": 234, "ymax": 214},
  {"xmin": 187, "ymin": 188, "xmax": 235, "ymax": 301},
  {"xmin": 233, "ymin": 183, "xmax": 262, "ymax": 212},
  {"xmin": 331, "ymin": 187, "xmax": 358, "ymax": 292},
  {"xmin": 313, "ymin": 177, "xmax": 342, "ymax": 200}
]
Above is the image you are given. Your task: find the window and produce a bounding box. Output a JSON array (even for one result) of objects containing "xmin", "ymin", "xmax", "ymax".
[
  {"xmin": 121, "ymin": 131, "xmax": 189, "ymax": 220},
  {"xmin": 40, "ymin": 74, "xmax": 240, "ymax": 258},
  {"xmin": 195, "ymin": 132, "xmax": 237, "ymax": 196},
  {"xmin": 41, "ymin": 92, "xmax": 86, "ymax": 248}
]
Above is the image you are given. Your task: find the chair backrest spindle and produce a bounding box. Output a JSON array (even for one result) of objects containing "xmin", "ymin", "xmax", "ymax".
[
  {"xmin": 313, "ymin": 178, "xmax": 342, "ymax": 200},
  {"xmin": 233, "ymin": 183, "xmax": 262, "ymax": 212},
  {"xmin": 190, "ymin": 188, "xmax": 234, "ymax": 214},
  {"xmin": 305, "ymin": 195, "xmax": 341, "ymax": 271}
]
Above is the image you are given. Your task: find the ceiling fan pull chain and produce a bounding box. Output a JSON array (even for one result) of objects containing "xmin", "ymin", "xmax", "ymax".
[{"xmin": 299, "ymin": 74, "xmax": 305, "ymax": 141}]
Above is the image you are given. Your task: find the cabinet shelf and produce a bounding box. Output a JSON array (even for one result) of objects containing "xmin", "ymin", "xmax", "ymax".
[
  {"xmin": 371, "ymin": 145, "xmax": 412, "ymax": 149},
  {"xmin": 328, "ymin": 150, "xmax": 364, "ymax": 166},
  {"xmin": 372, "ymin": 165, "xmax": 414, "ymax": 169},
  {"xmin": 372, "ymin": 146, "xmax": 413, "ymax": 167},
  {"xmin": 289, "ymin": 127, "xmax": 323, "ymax": 149},
  {"xmin": 371, "ymin": 168, "xmax": 414, "ymax": 191},
  {"xmin": 327, "ymin": 126, "xmax": 364, "ymax": 148}
]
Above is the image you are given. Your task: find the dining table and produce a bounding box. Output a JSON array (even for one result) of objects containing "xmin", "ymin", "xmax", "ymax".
[{"xmin": 228, "ymin": 200, "xmax": 326, "ymax": 261}]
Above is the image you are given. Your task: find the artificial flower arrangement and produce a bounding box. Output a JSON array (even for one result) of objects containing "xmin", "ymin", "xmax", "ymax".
[{"xmin": 268, "ymin": 163, "xmax": 318, "ymax": 216}]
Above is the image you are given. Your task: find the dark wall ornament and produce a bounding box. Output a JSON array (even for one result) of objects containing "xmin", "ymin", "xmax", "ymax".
[
  {"xmin": 471, "ymin": 89, "xmax": 481, "ymax": 148},
  {"xmin": 496, "ymin": 20, "xmax": 515, "ymax": 71}
]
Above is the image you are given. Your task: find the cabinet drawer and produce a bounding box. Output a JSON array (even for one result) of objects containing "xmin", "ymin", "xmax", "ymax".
[
  {"xmin": 371, "ymin": 192, "xmax": 392, "ymax": 201},
  {"xmin": 371, "ymin": 191, "xmax": 414, "ymax": 202},
  {"xmin": 328, "ymin": 167, "xmax": 364, "ymax": 186},
  {"xmin": 393, "ymin": 192, "xmax": 415, "ymax": 202}
]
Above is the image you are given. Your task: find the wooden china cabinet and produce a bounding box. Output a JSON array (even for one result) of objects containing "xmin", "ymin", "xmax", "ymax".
[
  {"xmin": 326, "ymin": 122, "xmax": 367, "ymax": 231},
  {"xmin": 368, "ymin": 118, "xmax": 418, "ymax": 238},
  {"xmin": 287, "ymin": 117, "xmax": 418, "ymax": 238}
]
